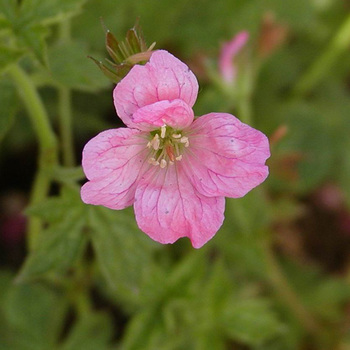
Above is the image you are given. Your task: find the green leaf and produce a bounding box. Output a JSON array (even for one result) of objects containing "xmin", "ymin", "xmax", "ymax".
[
  {"xmin": 60, "ymin": 313, "xmax": 113, "ymax": 350},
  {"xmin": 17, "ymin": 209, "xmax": 87, "ymax": 281},
  {"xmin": 283, "ymin": 260, "xmax": 350, "ymax": 324},
  {"xmin": 47, "ymin": 41, "xmax": 110, "ymax": 91},
  {"xmin": 89, "ymin": 206, "xmax": 157, "ymax": 310},
  {"xmin": 222, "ymin": 299, "xmax": 284, "ymax": 346},
  {"xmin": 0, "ymin": 46, "xmax": 25, "ymax": 73},
  {"xmin": 26, "ymin": 186, "xmax": 83, "ymax": 223},
  {"xmin": 17, "ymin": 188, "xmax": 87, "ymax": 281},
  {"xmin": 19, "ymin": 24, "xmax": 48, "ymax": 66},
  {"xmin": 0, "ymin": 282, "xmax": 66, "ymax": 350},
  {"xmin": 0, "ymin": 16, "xmax": 11, "ymax": 32},
  {"xmin": 19, "ymin": 0, "xmax": 87, "ymax": 26},
  {"xmin": 121, "ymin": 308, "xmax": 162, "ymax": 350},
  {"xmin": 0, "ymin": 0, "xmax": 16, "ymax": 23}
]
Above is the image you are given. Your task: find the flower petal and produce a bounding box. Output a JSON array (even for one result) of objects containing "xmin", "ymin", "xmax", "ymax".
[
  {"xmin": 132, "ymin": 99, "xmax": 194, "ymax": 130},
  {"xmin": 134, "ymin": 164, "xmax": 225, "ymax": 248},
  {"xmin": 81, "ymin": 128, "xmax": 149, "ymax": 210},
  {"xmin": 183, "ymin": 113, "xmax": 270, "ymax": 198},
  {"xmin": 113, "ymin": 50, "xmax": 198, "ymax": 128}
]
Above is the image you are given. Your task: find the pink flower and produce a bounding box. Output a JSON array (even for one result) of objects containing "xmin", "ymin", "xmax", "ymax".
[
  {"xmin": 219, "ymin": 31, "xmax": 249, "ymax": 84},
  {"xmin": 81, "ymin": 50, "xmax": 270, "ymax": 248}
]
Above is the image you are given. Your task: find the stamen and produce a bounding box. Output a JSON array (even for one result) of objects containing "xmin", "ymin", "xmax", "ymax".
[
  {"xmin": 148, "ymin": 157, "xmax": 159, "ymax": 166},
  {"xmin": 160, "ymin": 125, "xmax": 166, "ymax": 138},
  {"xmin": 180, "ymin": 136, "xmax": 188, "ymax": 144},
  {"xmin": 180, "ymin": 136, "xmax": 190, "ymax": 148},
  {"xmin": 150, "ymin": 134, "xmax": 160, "ymax": 150},
  {"xmin": 146, "ymin": 125, "xmax": 189, "ymax": 168}
]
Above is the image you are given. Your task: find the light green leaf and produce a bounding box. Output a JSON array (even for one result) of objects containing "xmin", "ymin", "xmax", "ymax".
[
  {"xmin": 19, "ymin": 0, "xmax": 87, "ymax": 26},
  {"xmin": 47, "ymin": 41, "xmax": 110, "ymax": 91},
  {"xmin": 122, "ymin": 308, "xmax": 161, "ymax": 350},
  {"xmin": 1, "ymin": 282, "xmax": 66, "ymax": 350},
  {"xmin": 89, "ymin": 206, "xmax": 157, "ymax": 309},
  {"xmin": 222, "ymin": 299, "xmax": 284, "ymax": 346},
  {"xmin": 18, "ymin": 188, "xmax": 87, "ymax": 281},
  {"xmin": 17, "ymin": 208, "xmax": 87, "ymax": 281},
  {"xmin": 26, "ymin": 186, "xmax": 84, "ymax": 223}
]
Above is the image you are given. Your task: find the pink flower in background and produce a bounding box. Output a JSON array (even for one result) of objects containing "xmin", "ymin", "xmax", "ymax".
[
  {"xmin": 81, "ymin": 50, "xmax": 270, "ymax": 248},
  {"xmin": 219, "ymin": 31, "xmax": 249, "ymax": 84}
]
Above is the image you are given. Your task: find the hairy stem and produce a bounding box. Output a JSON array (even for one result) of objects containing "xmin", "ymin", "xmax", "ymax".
[{"xmin": 8, "ymin": 64, "xmax": 58, "ymax": 250}]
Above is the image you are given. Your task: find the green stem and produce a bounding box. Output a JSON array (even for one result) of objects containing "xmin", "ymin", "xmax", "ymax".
[
  {"xmin": 293, "ymin": 13, "xmax": 350, "ymax": 97},
  {"xmin": 236, "ymin": 60, "xmax": 255, "ymax": 126},
  {"xmin": 7, "ymin": 64, "xmax": 58, "ymax": 250},
  {"xmin": 59, "ymin": 88, "xmax": 75, "ymax": 166},
  {"xmin": 8, "ymin": 66, "xmax": 57, "ymax": 152},
  {"xmin": 59, "ymin": 20, "xmax": 75, "ymax": 167}
]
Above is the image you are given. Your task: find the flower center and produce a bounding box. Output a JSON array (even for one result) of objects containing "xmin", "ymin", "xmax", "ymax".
[{"xmin": 146, "ymin": 125, "xmax": 189, "ymax": 168}]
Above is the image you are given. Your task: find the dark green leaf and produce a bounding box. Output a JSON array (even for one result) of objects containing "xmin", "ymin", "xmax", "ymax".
[
  {"xmin": 0, "ymin": 46, "xmax": 25, "ymax": 74},
  {"xmin": 60, "ymin": 312, "xmax": 113, "ymax": 350}
]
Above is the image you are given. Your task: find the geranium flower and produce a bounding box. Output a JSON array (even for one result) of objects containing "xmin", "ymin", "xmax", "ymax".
[
  {"xmin": 81, "ymin": 50, "xmax": 270, "ymax": 248},
  {"xmin": 219, "ymin": 31, "xmax": 249, "ymax": 84}
]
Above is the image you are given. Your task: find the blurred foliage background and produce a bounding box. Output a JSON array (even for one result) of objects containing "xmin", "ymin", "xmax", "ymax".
[{"xmin": 1, "ymin": 0, "xmax": 350, "ymax": 349}]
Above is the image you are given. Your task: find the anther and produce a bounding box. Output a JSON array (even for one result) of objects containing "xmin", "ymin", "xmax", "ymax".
[
  {"xmin": 148, "ymin": 158, "xmax": 159, "ymax": 166},
  {"xmin": 160, "ymin": 125, "xmax": 166, "ymax": 139},
  {"xmin": 150, "ymin": 134, "xmax": 160, "ymax": 150},
  {"xmin": 180, "ymin": 136, "xmax": 189, "ymax": 147},
  {"xmin": 172, "ymin": 133, "xmax": 182, "ymax": 139},
  {"xmin": 175, "ymin": 155, "xmax": 182, "ymax": 161},
  {"xmin": 160, "ymin": 159, "xmax": 167, "ymax": 168}
]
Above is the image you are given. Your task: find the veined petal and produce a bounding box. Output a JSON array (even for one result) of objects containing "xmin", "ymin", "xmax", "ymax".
[
  {"xmin": 184, "ymin": 113, "xmax": 270, "ymax": 198},
  {"xmin": 113, "ymin": 50, "xmax": 198, "ymax": 128},
  {"xmin": 132, "ymin": 99, "xmax": 194, "ymax": 130},
  {"xmin": 134, "ymin": 164, "xmax": 225, "ymax": 248},
  {"xmin": 81, "ymin": 128, "xmax": 149, "ymax": 210}
]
